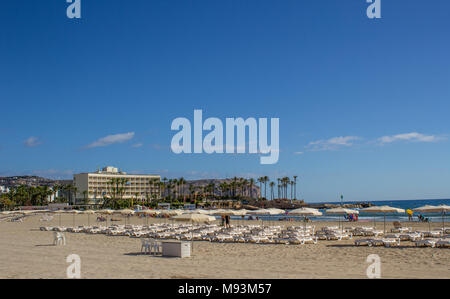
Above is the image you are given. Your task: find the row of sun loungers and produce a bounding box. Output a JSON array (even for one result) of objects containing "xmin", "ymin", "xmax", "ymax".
[
  {"xmin": 40, "ymin": 223, "xmax": 321, "ymax": 245},
  {"xmin": 354, "ymin": 237, "xmax": 401, "ymax": 247},
  {"xmin": 39, "ymin": 223, "xmax": 449, "ymax": 248},
  {"xmin": 354, "ymin": 234, "xmax": 449, "ymax": 248},
  {"xmin": 415, "ymin": 238, "xmax": 450, "ymax": 248}
]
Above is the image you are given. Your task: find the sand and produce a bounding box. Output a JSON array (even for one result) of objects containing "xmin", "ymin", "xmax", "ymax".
[{"xmin": 0, "ymin": 214, "xmax": 449, "ymax": 279}]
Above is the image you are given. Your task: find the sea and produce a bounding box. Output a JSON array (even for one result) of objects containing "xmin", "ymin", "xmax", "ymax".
[{"xmin": 234, "ymin": 198, "xmax": 450, "ymax": 222}]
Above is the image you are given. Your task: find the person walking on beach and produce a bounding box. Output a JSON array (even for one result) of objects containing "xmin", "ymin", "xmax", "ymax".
[{"xmin": 225, "ymin": 215, "xmax": 230, "ymax": 228}]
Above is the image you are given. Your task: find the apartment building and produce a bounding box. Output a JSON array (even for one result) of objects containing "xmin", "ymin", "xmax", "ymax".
[{"xmin": 73, "ymin": 166, "xmax": 160, "ymax": 204}]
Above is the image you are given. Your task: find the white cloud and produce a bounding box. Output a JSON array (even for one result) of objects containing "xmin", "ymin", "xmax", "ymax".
[
  {"xmin": 24, "ymin": 136, "xmax": 42, "ymax": 147},
  {"xmin": 306, "ymin": 136, "xmax": 361, "ymax": 151},
  {"xmin": 132, "ymin": 143, "xmax": 143, "ymax": 148},
  {"xmin": 85, "ymin": 132, "xmax": 135, "ymax": 149},
  {"xmin": 377, "ymin": 132, "xmax": 445, "ymax": 144},
  {"xmin": 294, "ymin": 151, "xmax": 304, "ymax": 155}
]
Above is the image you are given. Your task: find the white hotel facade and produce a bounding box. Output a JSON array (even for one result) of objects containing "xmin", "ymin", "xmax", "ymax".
[{"xmin": 73, "ymin": 166, "xmax": 161, "ymax": 204}]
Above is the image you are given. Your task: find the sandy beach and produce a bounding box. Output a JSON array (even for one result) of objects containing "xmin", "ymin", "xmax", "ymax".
[{"xmin": 0, "ymin": 214, "xmax": 448, "ymax": 279}]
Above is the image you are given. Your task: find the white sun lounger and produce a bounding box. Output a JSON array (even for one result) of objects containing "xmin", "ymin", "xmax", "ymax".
[
  {"xmin": 435, "ymin": 239, "xmax": 450, "ymax": 248},
  {"xmin": 288, "ymin": 236, "xmax": 317, "ymax": 245},
  {"xmin": 415, "ymin": 239, "xmax": 437, "ymax": 248},
  {"xmin": 354, "ymin": 238, "xmax": 374, "ymax": 246},
  {"xmin": 326, "ymin": 232, "xmax": 352, "ymax": 240},
  {"xmin": 399, "ymin": 232, "xmax": 422, "ymax": 241},
  {"xmin": 420, "ymin": 231, "xmax": 442, "ymax": 238},
  {"xmin": 380, "ymin": 238, "xmax": 401, "ymax": 247}
]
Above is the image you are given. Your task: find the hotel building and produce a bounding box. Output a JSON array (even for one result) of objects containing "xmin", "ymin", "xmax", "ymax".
[{"xmin": 73, "ymin": 166, "xmax": 161, "ymax": 204}]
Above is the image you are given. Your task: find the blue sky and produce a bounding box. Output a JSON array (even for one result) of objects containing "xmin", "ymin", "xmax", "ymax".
[{"xmin": 1, "ymin": 0, "xmax": 450, "ymax": 202}]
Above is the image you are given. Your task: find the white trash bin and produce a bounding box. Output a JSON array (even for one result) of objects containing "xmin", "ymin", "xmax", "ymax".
[{"xmin": 162, "ymin": 241, "xmax": 191, "ymax": 258}]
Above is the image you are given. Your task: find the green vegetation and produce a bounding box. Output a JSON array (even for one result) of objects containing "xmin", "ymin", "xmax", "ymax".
[{"xmin": 0, "ymin": 175, "xmax": 300, "ymax": 210}]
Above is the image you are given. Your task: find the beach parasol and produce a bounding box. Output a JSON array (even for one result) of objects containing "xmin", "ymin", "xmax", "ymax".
[
  {"xmin": 212, "ymin": 209, "xmax": 239, "ymax": 216},
  {"xmin": 19, "ymin": 210, "xmax": 34, "ymax": 215},
  {"xmin": 413, "ymin": 205, "xmax": 450, "ymax": 231},
  {"xmin": 171, "ymin": 213, "xmax": 215, "ymax": 223},
  {"xmin": 136, "ymin": 210, "xmax": 159, "ymax": 216},
  {"xmin": 233, "ymin": 209, "xmax": 248, "ymax": 216},
  {"xmin": 266, "ymin": 208, "xmax": 285, "ymax": 215},
  {"xmin": 246, "ymin": 209, "xmax": 271, "ymax": 226},
  {"xmin": 288, "ymin": 207, "xmax": 322, "ymax": 216},
  {"xmin": 325, "ymin": 208, "xmax": 359, "ymax": 232},
  {"xmin": 208, "ymin": 209, "xmax": 225, "ymax": 215},
  {"xmin": 118, "ymin": 209, "xmax": 135, "ymax": 215},
  {"xmin": 136, "ymin": 210, "xmax": 159, "ymax": 225},
  {"xmin": 29, "ymin": 210, "xmax": 49, "ymax": 214},
  {"xmin": 159, "ymin": 209, "xmax": 183, "ymax": 224},
  {"xmin": 171, "ymin": 213, "xmax": 215, "ymax": 253},
  {"xmin": 195, "ymin": 209, "xmax": 213, "ymax": 215},
  {"xmin": 83, "ymin": 210, "xmax": 96, "ymax": 226},
  {"xmin": 247, "ymin": 209, "xmax": 270, "ymax": 215},
  {"xmin": 98, "ymin": 209, "xmax": 114, "ymax": 226},
  {"xmin": 1, "ymin": 211, "xmax": 18, "ymax": 215},
  {"xmin": 288, "ymin": 207, "xmax": 321, "ymax": 223},
  {"xmin": 136, "ymin": 210, "xmax": 147, "ymax": 225},
  {"xmin": 360, "ymin": 206, "xmax": 405, "ymax": 233},
  {"xmin": 212, "ymin": 209, "xmax": 244, "ymax": 226},
  {"xmin": 117, "ymin": 209, "xmax": 135, "ymax": 225},
  {"xmin": 263, "ymin": 208, "xmax": 285, "ymax": 226},
  {"xmin": 67, "ymin": 210, "xmax": 81, "ymax": 227},
  {"xmin": 288, "ymin": 208, "xmax": 323, "ymax": 231},
  {"xmin": 159, "ymin": 210, "xmax": 179, "ymax": 216},
  {"xmin": 51, "ymin": 209, "xmax": 67, "ymax": 226}
]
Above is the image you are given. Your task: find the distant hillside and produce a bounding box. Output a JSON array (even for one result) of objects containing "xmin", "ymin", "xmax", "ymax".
[{"xmin": 0, "ymin": 176, "xmax": 72, "ymax": 188}]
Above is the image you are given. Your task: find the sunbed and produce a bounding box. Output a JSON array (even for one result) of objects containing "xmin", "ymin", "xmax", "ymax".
[
  {"xmin": 415, "ymin": 239, "xmax": 437, "ymax": 248},
  {"xmin": 435, "ymin": 238, "xmax": 450, "ymax": 248}
]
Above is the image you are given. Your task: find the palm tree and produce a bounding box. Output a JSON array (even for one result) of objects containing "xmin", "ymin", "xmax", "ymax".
[
  {"xmin": 179, "ymin": 177, "xmax": 186, "ymax": 202},
  {"xmin": 257, "ymin": 177, "xmax": 263, "ymax": 199},
  {"xmin": 210, "ymin": 182, "xmax": 216, "ymax": 198},
  {"xmin": 290, "ymin": 180, "xmax": 294, "ymax": 201},
  {"xmin": 188, "ymin": 184, "xmax": 195, "ymax": 200},
  {"xmin": 269, "ymin": 181, "xmax": 275, "ymax": 200},
  {"xmin": 277, "ymin": 178, "xmax": 281, "ymax": 199},
  {"xmin": 159, "ymin": 181, "xmax": 166, "ymax": 200},
  {"xmin": 285, "ymin": 178, "xmax": 290, "ymax": 200},
  {"xmin": 241, "ymin": 179, "xmax": 248, "ymax": 197},
  {"xmin": 6, "ymin": 187, "xmax": 17, "ymax": 205},
  {"xmin": 280, "ymin": 177, "xmax": 290, "ymax": 199},
  {"xmin": 133, "ymin": 192, "xmax": 139, "ymax": 208},
  {"xmin": 172, "ymin": 178, "xmax": 178, "ymax": 199},
  {"xmin": 107, "ymin": 178, "xmax": 128, "ymax": 208},
  {"xmin": 162, "ymin": 177, "xmax": 168, "ymax": 198},
  {"xmin": 70, "ymin": 185, "xmax": 78, "ymax": 205},
  {"xmin": 263, "ymin": 176, "xmax": 269, "ymax": 200},
  {"xmin": 293, "ymin": 175, "xmax": 298, "ymax": 200},
  {"xmin": 82, "ymin": 190, "xmax": 89, "ymax": 205},
  {"xmin": 249, "ymin": 178, "xmax": 255, "ymax": 199},
  {"xmin": 232, "ymin": 177, "xmax": 238, "ymax": 197},
  {"xmin": 52, "ymin": 184, "xmax": 59, "ymax": 203}
]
